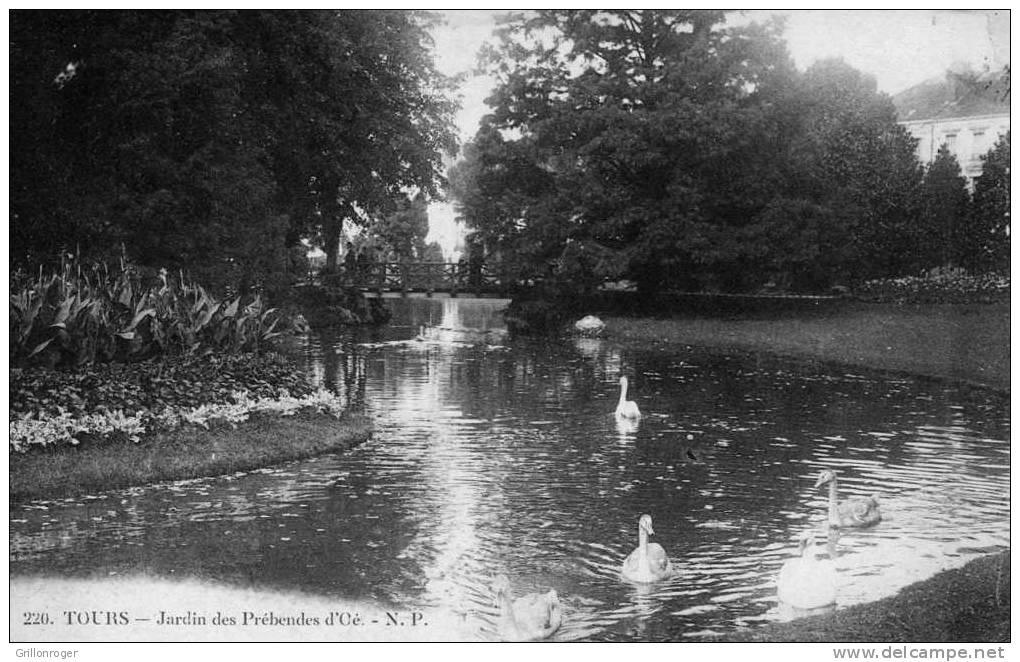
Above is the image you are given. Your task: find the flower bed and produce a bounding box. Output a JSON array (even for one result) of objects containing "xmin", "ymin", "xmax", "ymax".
[
  {"xmin": 9, "ymin": 388, "xmax": 346, "ymax": 453},
  {"xmin": 8, "ymin": 352, "xmax": 345, "ymax": 453},
  {"xmin": 855, "ymin": 271, "xmax": 1009, "ymax": 304}
]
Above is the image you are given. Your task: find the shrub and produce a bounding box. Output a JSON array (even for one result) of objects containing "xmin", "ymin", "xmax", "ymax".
[
  {"xmin": 855, "ymin": 270, "xmax": 1009, "ymax": 304},
  {"xmin": 10, "ymin": 257, "xmax": 301, "ymax": 368},
  {"xmin": 10, "ymin": 352, "xmax": 314, "ymax": 419},
  {"xmin": 967, "ymin": 132, "xmax": 1010, "ymax": 273}
]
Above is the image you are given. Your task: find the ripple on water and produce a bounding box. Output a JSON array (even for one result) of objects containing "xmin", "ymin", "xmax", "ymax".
[{"xmin": 9, "ymin": 299, "xmax": 1011, "ymax": 641}]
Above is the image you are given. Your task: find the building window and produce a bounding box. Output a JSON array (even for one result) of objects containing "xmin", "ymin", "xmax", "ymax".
[
  {"xmin": 972, "ymin": 131, "xmax": 986, "ymax": 158},
  {"xmin": 943, "ymin": 133, "xmax": 957, "ymax": 152}
]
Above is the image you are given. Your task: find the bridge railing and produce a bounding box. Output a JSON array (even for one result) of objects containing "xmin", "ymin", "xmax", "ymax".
[{"xmin": 324, "ymin": 262, "xmax": 506, "ymax": 295}]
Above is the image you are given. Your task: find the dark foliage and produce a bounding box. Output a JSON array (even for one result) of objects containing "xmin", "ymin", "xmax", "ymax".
[
  {"xmin": 919, "ymin": 146, "xmax": 971, "ymax": 269},
  {"xmin": 369, "ymin": 194, "xmax": 432, "ymax": 263},
  {"xmin": 289, "ymin": 284, "xmax": 392, "ymax": 327},
  {"xmin": 783, "ymin": 60, "xmax": 924, "ymax": 281},
  {"xmin": 10, "ymin": 352, "xmax": 314, "ymax": 420},
  {"xmin": 968, "ymin": 132, "xmax": 1011, "ymax": 273},
  {"xmin": 450, "ymin": 12, "xmax": 927, "ymax": 296},
  {"xmin": 10, "ymin": 10, "xmax": 457, "ymax": 293}
]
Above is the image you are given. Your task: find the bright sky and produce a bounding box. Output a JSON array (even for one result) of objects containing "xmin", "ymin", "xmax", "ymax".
[{"xmin": 425, "ymin": 9, "xmax": 1010, "ymax": 258}]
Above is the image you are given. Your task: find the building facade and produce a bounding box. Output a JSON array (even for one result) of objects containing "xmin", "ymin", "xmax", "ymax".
[{"xmin": 893, "ymin": 67, "xmax": 1009, "ymax": 185}]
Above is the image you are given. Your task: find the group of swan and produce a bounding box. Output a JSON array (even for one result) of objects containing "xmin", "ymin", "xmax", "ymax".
[
  {"xmin": 493, "ymin": 375, "xmax": 882, "ymax": 639},
  {"xmin": 495, "ymin": 471, "xmax": 881, "ymax": 639},
  {"xmin": 491, "ymin": 376, "xmax": 646, "ymax": 641},
  {"xmin": 777, "ymin": 469, "xmax": 882, "ymax": 610},
  {"xmin": 491, "ymin": 513, "xmax": 670, "ymax": 641}
]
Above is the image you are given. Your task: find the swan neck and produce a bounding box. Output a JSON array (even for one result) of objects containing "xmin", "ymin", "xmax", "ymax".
[
  {"xmin": 828, "ymin": 477, "xmax": 839, "ymax": 523},
  {"xmin": 638, "ymin": 525, "xmax": 648, "ymax": 554},
  {"xmin": 825, "ymin": 532, "xmax": 838, "ymax": 560},
  {"xmin": 496, "ymin": 590, "xmax": 514, "ymax": 617},
  {"xmin": 619, "ymin": 381, "xmax": 628, "ymax": 405}
]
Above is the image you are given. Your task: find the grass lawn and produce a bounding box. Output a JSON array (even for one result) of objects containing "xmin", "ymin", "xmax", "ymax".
[
  {"xmin": 10, "ymin": 410, "xmax": 371, "ymax": 503},
  {"xmin": 719, "ymin": 552, "xmax": 1010, "ymax": 642},
  {"xmin": 605, "ymin": 301, "xmax": 1009, "ymax": 392}
]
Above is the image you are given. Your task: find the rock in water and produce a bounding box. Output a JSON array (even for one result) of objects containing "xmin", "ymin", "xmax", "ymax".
[{"xmin": 573, "ymin": 315, "xmax": 606, "ymax": 337}]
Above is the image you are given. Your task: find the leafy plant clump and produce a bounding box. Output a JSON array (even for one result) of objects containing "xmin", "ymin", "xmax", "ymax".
[
  {"xmin": 9, "ymin": 347, "xmax": 344, "ymax": 453},
  {"xmin": 855, "ymin": 270, "xmax": 1010, "ymax": 304},
  {"xmin": 10, "ymin": 258, "xmax": 303, "ymax": 368},
  {"xmin": 290, "ymin": 283, "xmax": 392, "ymax": 327},
  {"xmin": 10, "ymin": 352, "xmax": 314, "ymax": 419}
]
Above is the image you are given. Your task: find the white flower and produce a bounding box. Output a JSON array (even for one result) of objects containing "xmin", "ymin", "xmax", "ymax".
[{"xmin": 10, "ymin": 388, "xmax": 347, "ymax": 452}]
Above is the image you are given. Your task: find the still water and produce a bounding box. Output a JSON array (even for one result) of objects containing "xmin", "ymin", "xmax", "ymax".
[{"xmin": 9, "ymin": 297, "xmax": 1010, "ymax": 641}]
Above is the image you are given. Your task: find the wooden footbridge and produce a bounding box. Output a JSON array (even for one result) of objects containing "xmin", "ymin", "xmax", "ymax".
[{"xmin": 322, "ymin": 262, "xmax": 510, "ymax": 297}]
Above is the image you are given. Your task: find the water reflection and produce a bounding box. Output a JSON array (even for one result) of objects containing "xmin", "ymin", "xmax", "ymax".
[
  {"xmin": 9, "ymin": 298, "xmax": 1010, "ymax": 642},
  {"xmin": 614, "ymin": 414, "xmax": 641, "ymax": 441}
]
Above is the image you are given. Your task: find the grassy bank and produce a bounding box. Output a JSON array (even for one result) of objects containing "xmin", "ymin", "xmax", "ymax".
[
  {"xmin": 604, "ymin": 301, "xmax": 1009, "ymax": 392},
  {"xmin": 718, "ymin": 551, "xmax": 1010, "ymax": 642},
  {"xmin": 10, "ymin": 410, "xmax": 371, "ymax": 503}
]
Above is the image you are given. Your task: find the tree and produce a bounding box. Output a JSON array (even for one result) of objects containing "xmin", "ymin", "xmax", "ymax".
[
  {"xmin": 244, "ymin": 11, "xmax": 458, "ymax": 271},
  {"xmin": 9, "ymin": 10, "xmax": 458, "ymax": 293},
  {"xmin": 421, "ymin": 241, "xmax": 446, "ymax": 262},
  {"xmin": 777, "ymin": 59, "xmax": 924, "ymax": 281},
  {"xmin": 452, "ymin": 13, "xmax": 928, "ymax": 296},
  {"xmin": 447, "ymin": 121, "xmax": 562, "ymax": 285},
  {"xmin": 369, "ymin": 194, "xmax": 430, "ymax": 262},
  {"xmin": 968, "ymin": 132, "xmax": 1010, "ymax": 272},
  {"xmin": 454, "ymin": 10, "xmax": 799, "ymax": 295},
  {"xmin": 918, "ymin": 146, "xmax": 971, "ymax": 269}
]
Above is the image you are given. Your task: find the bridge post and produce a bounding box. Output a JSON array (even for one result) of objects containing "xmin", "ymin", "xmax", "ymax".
[{"xmin": 401, "ymin": 262, "xmax": 409, "ymax": 297}]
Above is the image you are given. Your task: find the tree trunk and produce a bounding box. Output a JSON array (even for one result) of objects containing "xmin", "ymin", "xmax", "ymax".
[{"xmin": 324, "ymin": 217, "xmax": 342, "ymax": 272}]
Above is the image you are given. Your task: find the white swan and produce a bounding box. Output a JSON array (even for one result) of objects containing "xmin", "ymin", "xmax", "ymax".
[
  {"xmin": 615, "ymin": 376, "xmax": 641, "ymax": 419},
  {"xmin": 777, "ymin": 530, "xmax": 838, "ymax": 609},
  {"xmin": 815, "ymin": 468, "xmax": 881, "ymax": 528},
  {"xmin": 621, "ymin": 514, "xmax": 674, "ymax": 583},
  {"xmin": 491, "ymin": 575, "xmax": 562, "ymax": 642}
]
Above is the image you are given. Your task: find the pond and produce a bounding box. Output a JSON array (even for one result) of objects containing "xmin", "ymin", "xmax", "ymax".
[{"xmin": 9, "ymin": 297, "xmax": 1010, "ymax": 642}]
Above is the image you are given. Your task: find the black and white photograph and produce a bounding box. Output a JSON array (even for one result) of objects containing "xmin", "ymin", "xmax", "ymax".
[{"xmin": 7, "ymin": 7, "xmax": 1010, "ymax": 654}]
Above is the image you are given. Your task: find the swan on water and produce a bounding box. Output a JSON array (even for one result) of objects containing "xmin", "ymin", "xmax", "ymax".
[
  {"xmin": 815, "ymin": 468, "xmax": 881, "ymax": 528},
  {"xmin": 491, "ymin": 574, "xmax": 562, "ymax": 642},
  {"xmin": 776, "ymin": 530, "xmax": 838, "ymax": 609},
  {"xmin": 615, "ymin": 376, "xmax": 641, "ymax": 420},
  {"xmin": 621, "ymin": 514, "xmax": 674, "ymax": 584}
]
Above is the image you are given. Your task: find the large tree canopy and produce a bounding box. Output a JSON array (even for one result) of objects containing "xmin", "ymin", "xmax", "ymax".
[
  {"xmin": 771, "ymin": 59, "xmax": 924, "ymax": 282},
  {"xmin": 10, "ymin": 10, "xmax": 458, "ymax": 291},
  {"xmin": 450, "ymin": 10, "xmax": 926, "ymax": 294}
]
